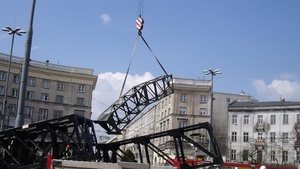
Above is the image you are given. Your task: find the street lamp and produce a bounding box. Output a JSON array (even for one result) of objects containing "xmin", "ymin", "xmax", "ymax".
[
  {"xmin": 203, "ymin": 68, "xmax": 221, "ymax": 126},
  {"xmin": 1, "ymin": 26, "xmax": 26, "ymax": 131},
  {"xmin": 203, "ymin": 68, "xmax": 221, "ymax": 153}
]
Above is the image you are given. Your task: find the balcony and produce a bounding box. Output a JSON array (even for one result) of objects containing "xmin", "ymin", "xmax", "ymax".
[
  {"xmin": 295, "ymin": 140, "xmax": 300, "ymax": 149},
  {"xmin": 294, "ymin": 122, "xmax": 300, "ymax": 130},
  {"xmin": 255, "ymin": 139, "xmax": 266, "ymax": 148},
  {"xmin": 255, "ymin": 122, "xmax": 270, "ymax": 132}
]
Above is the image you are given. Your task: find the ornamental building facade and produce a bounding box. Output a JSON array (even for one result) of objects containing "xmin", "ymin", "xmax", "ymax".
[{"xmin": 228, "ymin": 101, "xmax": 300, "ymax": 165}]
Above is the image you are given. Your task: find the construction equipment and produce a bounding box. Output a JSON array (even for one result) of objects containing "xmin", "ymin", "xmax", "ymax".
[
  {"xmin": 0, "ymin": 113, "xmax": 223, "ymax": 169},
  {"xmin": 94, "ymin": 74, "xmax": 173, "ymax": 134}
]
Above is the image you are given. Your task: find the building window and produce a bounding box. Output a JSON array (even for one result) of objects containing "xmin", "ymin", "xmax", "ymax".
[
  {"xmin": 25, "ymin": 107, "xmax": 33, "ymax": 118},
  {"xmin": 55, "ymin": 95, "xmax": 64, "ymax": 104},
  {"xmin": 0, "ymin": 86, "xmax": 4, "ymax": 95},
  {"xmin": 243, "ymin": 132, "xmax": 249, "ymax": 142},
  {"xmin": 8, "ymin": 104, "xmax": 17, "ymax": 116},
  {"xmin": 244, "ymin": 115, "xmax": 249, "ymax": 124},
  {"xmin": 232, "ymin": 115, "xmax": 237, "ymax": 124},
  {"xmin": 76, "ymin": 97, "xmax": 84, "ymax": 106},
  {"xmin": 26, "ymin": 91, "xmax": 34, "ymax": 100},
  {"xmin": 270, "ymin": 115, "xmax": 276, "ymax": 125},
  {"xmin": 231, "ymin": 132, "xmax": 237, "ymax": 142},
  {"xmin": 199, "ymin": 134, "xmax": 206, "ymax": 143},
  {"xmin": 27, "ymin": 77, "xmax": 35, "ymax": 86},
  {"xmin": 271, "ymin": 151, "xmax": 276, "ymax": 162},
  {"xmin": 243, "ymin": 150, "xmax": 249, "ymax": 161},
  {"xmin": 53, "ymin": 110, "xmax": 63, "ymax": 118},
  {"xmin": 0, "ymin": 71, "xmax": 6, "ymax": 81},
  {"xmin": 283, "ymin": 114, "xmax": 289, "ymax": 125},
  {"xmin": 180, "ymin": 94, "xmax": 187, "ymax": 102},
  {"xmin": 57, "ymin": 82, "xmax": 64, "ymax": 91},
  {"xmin": 200, "ymin": 95, "xmax": 207, "ymax": 103},
  {"xmin": 41, "ymin": 93, "xmax": 49, "ymax": 102},
  {"xmin": 78, "ymin": 84, "xmax": 86, "ymax": 92},
  {"xmin": 258, "ymin": 132, "xmax": 263, "ymax": 140},
  {"xmin": 39, "ymin": 109, "xmax": 48, "ymax": 121},
  {"xmin": 258, "ymin": 115, "xmax": 263, "ymax": 124},
  {"xmin": 231, "ymin": 150, "xmax": 236, "ymax": 160},
  {"xmin": 178, "ymin": 121, "xmax": 187, "ymax": 128},
  {"xmin": 270, "ymin": 132, "xmax": 276, "ymax": 142},
  {"xmin": 179, "ymin": 107, "xmax": 187, "ymax": 115},
  {"xmin": 283, "ymin": 151, "xmax": 288, "ymax": 163},
  {"xmin": 42, "ymin": 80, "xmax": 50, "ymax": 89},
  {"xmin": 14, "ymin": 74, "xmax": 20, "ymax": 84},
  {"xmin": 12, "ymin": 89, "xmax": 18, "ymax": 97},
  {"xmin": 283, "ymin": 132, "xmax": 288, "ymax": 143},
  {"xmin": 200, "ymin": 108, "xmax": 207, "ymax": 116}
]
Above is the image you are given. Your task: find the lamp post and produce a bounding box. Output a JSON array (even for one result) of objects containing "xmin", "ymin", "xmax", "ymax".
[
  {"xmin": 203, "ymin": 68, "xmax": 221, "ymax": 153},
  {"xmin": 1, "ymin": 26, "xmax": 26, "ymax": 131}
]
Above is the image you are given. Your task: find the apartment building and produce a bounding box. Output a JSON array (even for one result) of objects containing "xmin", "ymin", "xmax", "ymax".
[
  {"xmin": 0, "ymin": 53, "xmax": 98, "ymax": 129},
  {"xmin": 228, "ymin": 101, "xmax": 300, "ymax": 165},
  {"xmin": 213, "ymin": 92, "xmax": 253, "ymax": 156}
]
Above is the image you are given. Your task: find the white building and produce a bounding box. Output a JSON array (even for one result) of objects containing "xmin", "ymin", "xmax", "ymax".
[{"xmin": 228, "ymin": 101, "xmax": 300, "ymax": 166}]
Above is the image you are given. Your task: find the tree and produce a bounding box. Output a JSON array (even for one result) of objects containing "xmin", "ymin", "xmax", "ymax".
[{"xmin": 121, "ymin": 149, "xmax": 136, "ymax": 162}]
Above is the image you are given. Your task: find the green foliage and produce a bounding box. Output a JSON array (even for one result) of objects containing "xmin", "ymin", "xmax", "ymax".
[{"xmin": 121, "ymin": 149, "xmax": 136, "ymax": 162}]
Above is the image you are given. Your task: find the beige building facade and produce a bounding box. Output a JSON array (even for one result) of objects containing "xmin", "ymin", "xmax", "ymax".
[{"xmin": 0, "ymin": 53, "xmax": 97, "ymax": 129}]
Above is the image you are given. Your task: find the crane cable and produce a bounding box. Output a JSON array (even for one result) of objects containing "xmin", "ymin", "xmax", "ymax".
[
  {"xmin": 139, "ymin": 33, "xmax": 169, "ymax": 76},
  {"xmin": 119, "ymin": 35, "xmax": 140, "ymax": 98},
  {"xmin": 119, "ymin": 0, "xmax": 169, "ymax": 97}
]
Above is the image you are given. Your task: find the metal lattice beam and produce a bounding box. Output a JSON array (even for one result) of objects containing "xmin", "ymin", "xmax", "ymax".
[
  {"xmin": 94, "ymin": 74, "xmax": 173, "ymax": 134},
  {"xmin": 0, "ymin": 114, "xmax": 99, "ymax": 169},
  {"xmin": 98, "ymin": 122, "xmax": 223, "ymax": 169}
]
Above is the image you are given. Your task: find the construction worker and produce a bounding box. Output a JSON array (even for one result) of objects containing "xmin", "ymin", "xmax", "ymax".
[{"xmin": 65, "ymin": 145, "xmax": 73, "ymax": 158}]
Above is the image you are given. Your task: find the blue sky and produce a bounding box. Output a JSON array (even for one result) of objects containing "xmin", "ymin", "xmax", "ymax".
[{"xmin": 1, "ymin": 1, "xmax": 300, "ymax": 121}]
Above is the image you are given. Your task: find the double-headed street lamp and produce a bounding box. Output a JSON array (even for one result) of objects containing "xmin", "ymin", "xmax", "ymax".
[
  {"xmin": 203, "ymin": 68, "xmax": 221, "ymax": 126},
  {"xmin": 203, "ymin": 68, "xmax": 221, "ymax": 153},
  {"xmin": 1, "ymin": 26, "xmax": 26, "ymax": 131}
]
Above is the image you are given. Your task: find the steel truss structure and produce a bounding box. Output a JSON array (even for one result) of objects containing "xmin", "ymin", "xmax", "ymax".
[
  {"xmin": 0, "ymin": 114, "xmax": 99, "ymax": 169},
  {"xmin": 99, "ymin": 122, "xmax": 223, "ymax": 169},
  {"xmin": 0, "ymin": 115, "xmax": 222, "ymax": 169},
  {"xmin": 94, "ymin": 74, "xmax": 174, "ymax": 134}
]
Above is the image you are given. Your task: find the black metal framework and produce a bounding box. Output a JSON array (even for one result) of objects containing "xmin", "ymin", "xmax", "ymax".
[
  {"xmin": 94, "ymin": 74, "xmax": 174, "ymax": 134},
  {"xmin": 0, "ymin": 114, "xmax": 222, "ymax": 169},
  {"xmin": 0, "ymin": 114, "xmax": 99, "ymax": 169},
  {"xmin": 99, "ymin": 122, "xmax": 223, "ymax": 169}
]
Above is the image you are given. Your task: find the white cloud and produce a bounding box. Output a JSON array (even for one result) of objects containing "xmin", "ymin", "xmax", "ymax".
[
  {"xmin": 91, "ymin": 71, "xmax": 154, "ymax": 121},
  {"xmin": 100, "ymin": 13, "xmax": 111, "ymax": 25},
  {"xmin": 252, "ymin": 74, "xmax": 300, "ymax": 101}
]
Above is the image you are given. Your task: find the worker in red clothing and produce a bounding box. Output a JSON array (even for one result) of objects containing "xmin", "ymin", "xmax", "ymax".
[{"xmin": 65, "ymin": 144, "xmax": 73, "ymax": 158}]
